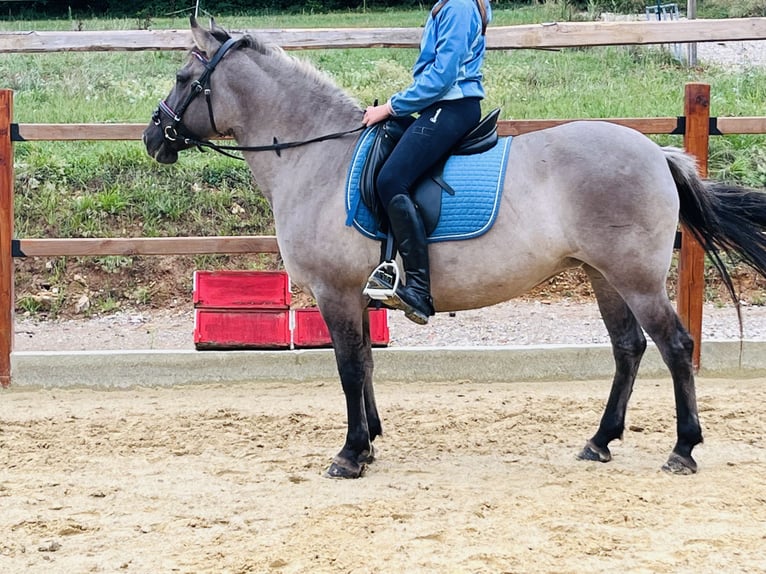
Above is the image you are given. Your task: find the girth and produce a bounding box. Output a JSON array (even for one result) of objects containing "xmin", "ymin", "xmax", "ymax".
[{"xmin": 359, "ymin": 108, "xmax": 501, "ymax": 236}]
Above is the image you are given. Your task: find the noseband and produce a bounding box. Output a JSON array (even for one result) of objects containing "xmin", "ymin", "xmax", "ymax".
[{"xmin": 152, "ymin": 36, "xmax": 363, "ymax": 160}]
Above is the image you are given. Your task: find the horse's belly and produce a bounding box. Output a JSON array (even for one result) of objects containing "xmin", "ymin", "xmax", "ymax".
[{"xmin": 428, "ymin": 234, "xmax": 574, "ymax": 312}]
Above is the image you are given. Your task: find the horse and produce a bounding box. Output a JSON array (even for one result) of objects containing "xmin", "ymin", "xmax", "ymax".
[{"xmin": 143, "ymin": 18, "xmax": 766, "ymax": 479}]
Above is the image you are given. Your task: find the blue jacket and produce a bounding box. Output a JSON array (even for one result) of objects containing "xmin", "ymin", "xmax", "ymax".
[{"xmin": 389, "ymin": 0, "xmax": 491, "ymax": 116}]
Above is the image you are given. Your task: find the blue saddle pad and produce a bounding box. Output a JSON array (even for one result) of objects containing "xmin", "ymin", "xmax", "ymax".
[{"xmin": 345, "ymin": 127, "xmax": 513, "ymax": 243}]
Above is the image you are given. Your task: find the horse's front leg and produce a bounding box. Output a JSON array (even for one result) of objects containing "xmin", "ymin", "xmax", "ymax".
[
  {"xmin": 361, "ymin": 308, "xmax": 383, "ymax": 443},
  {"xmin": 320, "ymin": 296, "xmax": 378, "ymax": 479}
]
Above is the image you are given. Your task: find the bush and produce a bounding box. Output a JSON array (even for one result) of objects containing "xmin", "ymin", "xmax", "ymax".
[
  {"xmin": 566, "ymin": 0, "xmax": 766, "ymax": 18},
  {"xmin": 1, "ymin": 0, "xmax": 406, "ymax": 19},
  {"xmin": 699, "ymin": 0, "xmax": 766, "ymax": 18},
  {"xmin": 567, "ymin": 0, "xmax": 646, "ymax": 14}
]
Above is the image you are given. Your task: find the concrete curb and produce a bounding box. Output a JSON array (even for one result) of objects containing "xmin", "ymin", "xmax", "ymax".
[{"xmin": 9, "ymin": 340, "xmax": 766, "ymax": 389}]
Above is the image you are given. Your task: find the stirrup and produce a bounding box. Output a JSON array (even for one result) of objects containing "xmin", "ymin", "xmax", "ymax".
[{"xmin": 363, "ymin": 260, "xmax": 400, "ymax": 301}]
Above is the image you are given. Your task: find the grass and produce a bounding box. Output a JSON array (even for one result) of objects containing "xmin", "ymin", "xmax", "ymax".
[{"xmin": 2, "ymin": 5, "xmax": 766, "ymax": 315}]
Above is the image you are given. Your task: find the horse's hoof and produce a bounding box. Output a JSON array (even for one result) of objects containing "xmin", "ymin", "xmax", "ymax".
[
  {"xmin": 662, "ymin": 452, "xmax": 698, "ymax": 475},
  {"xmin": 324, "ymin": 457, "xmax": 366, "ymax": 479},
  {"xmin": 576, "ymin": 441, "xmax": 612, "ymax": 463}
]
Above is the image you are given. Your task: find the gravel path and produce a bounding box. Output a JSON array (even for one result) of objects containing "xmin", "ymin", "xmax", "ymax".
[
  {"xmin": 696, "ymin": 39, "xmax": 766, "ymax": 69},
  {"xmin": 13, "ymin": 300, "xmax": 766, "ymax": 351}
]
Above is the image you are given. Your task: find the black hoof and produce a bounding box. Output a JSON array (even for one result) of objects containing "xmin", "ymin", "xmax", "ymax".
[
  {"xmin": 324, "ymin": 457, "xmax": 366, "ymax": 479},
  {"xmin": 662, "ymin": 452, "xmax": 698, "ymax": 475},
  {"xmin": 576, "ymin": 441, "xmax": 612, "ymax": 463}
]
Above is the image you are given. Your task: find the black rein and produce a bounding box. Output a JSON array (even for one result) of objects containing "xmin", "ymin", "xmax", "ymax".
[{"xmin": 192, "ymin": 125, "xmax": 365, "ymax": 160}]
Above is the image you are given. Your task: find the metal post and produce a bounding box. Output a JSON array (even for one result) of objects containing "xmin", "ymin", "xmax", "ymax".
[{"xmin": 687, "ymin": 0, "xmax": 698, "ymax": 66}]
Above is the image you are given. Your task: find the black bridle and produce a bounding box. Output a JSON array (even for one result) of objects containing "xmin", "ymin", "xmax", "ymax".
[{"xmin": 152, "ymin": 37, "xmax": 364, "ymax": 160}]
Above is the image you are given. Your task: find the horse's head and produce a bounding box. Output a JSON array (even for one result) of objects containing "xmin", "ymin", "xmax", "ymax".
[{"xmin": 143, "ymin": 17, "xmax": 240, "ymax": 164}]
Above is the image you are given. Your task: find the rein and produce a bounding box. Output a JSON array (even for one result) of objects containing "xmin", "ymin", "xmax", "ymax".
[
  {"xmin": 189, "ymin": 125, "xmax": 365, "ymax": 160},
  {"xmin": 153, "ymin": 37, "xmax": 364, "ymax": 161}
]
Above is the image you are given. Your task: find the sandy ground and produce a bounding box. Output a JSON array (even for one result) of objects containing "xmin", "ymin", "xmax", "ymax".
[{"xmin": 1, "ymin": 377, "xmax": 765, "ymax": 573}]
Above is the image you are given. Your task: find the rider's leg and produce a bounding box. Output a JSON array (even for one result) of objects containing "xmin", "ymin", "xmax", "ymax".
[
  {"xmin": 370, "ymin": 98, "xmax": 481, "ymax": 324},
  {"xmin": 374, "ymin": 193, "xmax": 434, "ymax": 324}
]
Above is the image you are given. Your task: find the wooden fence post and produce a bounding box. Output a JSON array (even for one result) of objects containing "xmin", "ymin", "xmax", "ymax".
[
  {"xmin": 677, "ymin": 82, "xmax": 709, "ymax": 370},
  {"xmin": 0, "ymin": 89, "xmax": 13, "ymax": 388}
]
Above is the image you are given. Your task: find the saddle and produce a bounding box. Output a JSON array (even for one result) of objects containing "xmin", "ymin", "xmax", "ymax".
[{"xmin": 360, "ymin": 108, "xmax": 501, "ymax": 236}]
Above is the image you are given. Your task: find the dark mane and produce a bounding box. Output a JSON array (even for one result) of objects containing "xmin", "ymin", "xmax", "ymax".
[
  {"xmin": 235, "ymin": 32, "xmax": 362, "ymax": 111},
  {"xmin": 238, "ymin": 33, "xmax": 278, "ymax": 57},
  {"xmin": 204, "ymin": 22, "xmax": 277, "ymax": 57}
]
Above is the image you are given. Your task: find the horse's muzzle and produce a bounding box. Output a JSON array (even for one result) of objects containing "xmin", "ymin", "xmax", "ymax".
[{"xmin": 143, "ymin": 123, "xmax": 179, "ymax": 165}]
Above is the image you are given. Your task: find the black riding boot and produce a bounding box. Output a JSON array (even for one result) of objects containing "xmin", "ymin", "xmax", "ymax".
[{"xmin": 371, "ymin": 194, "xmax": 435, "ymax": 325}]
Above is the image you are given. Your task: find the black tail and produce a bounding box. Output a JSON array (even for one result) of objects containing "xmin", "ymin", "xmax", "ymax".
[{"xmin": 664, "ymin": 146, "xmax": 766, "ymax": 306}]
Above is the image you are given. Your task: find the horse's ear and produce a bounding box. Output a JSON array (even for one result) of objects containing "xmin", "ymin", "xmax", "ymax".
[
  {"xmin": 208, "ymin": 18, "xmax": 232, "ymax": 43},
  {"xmin": 189, "ymin": 14, "xmax": 221, "ymax": 55}
]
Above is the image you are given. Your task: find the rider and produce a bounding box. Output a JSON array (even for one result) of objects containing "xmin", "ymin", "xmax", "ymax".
[{"xmin": 362, "ymin": 0, "xmax": 491, "ymax": 325}]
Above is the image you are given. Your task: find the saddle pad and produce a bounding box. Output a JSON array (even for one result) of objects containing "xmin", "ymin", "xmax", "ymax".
[{"xmin": 345, "ymin": 127, "xmax": 513, "ymax": 243}]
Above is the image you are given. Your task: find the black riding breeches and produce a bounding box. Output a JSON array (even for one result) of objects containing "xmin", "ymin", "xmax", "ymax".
[{"xmin": 375, "ymin": 97, "xmax": 482, "ymax": 209}]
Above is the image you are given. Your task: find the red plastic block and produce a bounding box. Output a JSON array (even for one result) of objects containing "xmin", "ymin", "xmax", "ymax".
[
  {"xmin": 194, "ymin": 309, "xmax": 290, "ymax": 350},
  {"xmin": 193, "ymin": 270, "xmax": 290, "ymax": 309},
  {"xmin": 293, "ymin": 308, "xmax": 389, "ymax": 348},
  {"xmin": 368, "ymin": 308, "xmax": 390, "ymax": 347},
  {"xmin": 292, "ymin": 308, "xmax": 332, "ymax": 348}
]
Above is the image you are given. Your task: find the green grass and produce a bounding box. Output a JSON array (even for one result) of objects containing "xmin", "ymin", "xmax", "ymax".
[
  {"xmin": 3, "ymin": 5, "xmax": 766, "ymax": 314},
  {"xmin": 0, "ymin": 2, "xmax": 584, "ymax": 31}
]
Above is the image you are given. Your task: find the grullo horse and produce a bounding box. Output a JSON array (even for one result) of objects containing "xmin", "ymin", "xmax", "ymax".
[{"xmin": 143, "ymin": 18, "xmax": 766, "ymax": 478}]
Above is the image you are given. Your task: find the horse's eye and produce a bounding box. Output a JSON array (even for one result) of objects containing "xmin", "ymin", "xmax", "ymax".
[{"xmin": 176, "ymin": 71, "xmax": 191, "ymax": 84}]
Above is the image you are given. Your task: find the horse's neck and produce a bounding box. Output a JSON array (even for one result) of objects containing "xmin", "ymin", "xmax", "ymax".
[
  {"xmin": 238, "ymin": 112, "xmax": 358, "ymax": 208},
  {"xmin": 233, "ymin": 56, "xmax": 361, "ymax": 213},
  {"xmin": 238, "ymin": 109, "xmax": 362, "ymax": 279},
  {"xmin": 242, "ymin": 133, "xmax": 356, "ymax": 206}
]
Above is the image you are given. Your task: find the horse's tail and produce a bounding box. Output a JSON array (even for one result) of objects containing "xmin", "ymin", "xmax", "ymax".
[{"xmin": 663, "ymin": 146, "xmax": 766, "ymax": 305}]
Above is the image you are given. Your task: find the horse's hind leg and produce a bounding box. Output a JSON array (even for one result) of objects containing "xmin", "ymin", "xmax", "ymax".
[
  {"xmin": 626, "ymin": 293, "xmax": 701, "ymax": 474},
  {"xmin": 319, "ymin": 293, "xmax": 380, "ymax": 479},
  {"xmin": 578, "ymin": 266, "xmax": 647, "ymax": 464},
  {"xmin": 584, "ymin": 267, "xmax": 702, "ymax": 474}
]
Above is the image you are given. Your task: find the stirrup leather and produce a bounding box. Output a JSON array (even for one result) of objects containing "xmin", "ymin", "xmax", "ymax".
[{"xmin": 363, "ymin": 261, "xmax": 400, "ymax": 301}]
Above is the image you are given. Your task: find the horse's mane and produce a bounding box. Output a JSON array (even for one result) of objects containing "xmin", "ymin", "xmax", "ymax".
[{"xmin": 233, "ymin": 31, "xmax": 362, "ymax": 112}]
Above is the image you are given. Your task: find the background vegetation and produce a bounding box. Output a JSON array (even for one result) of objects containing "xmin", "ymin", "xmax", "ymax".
[
  {"xmin": 2, "ymin": 0, "xmax": 766, "ymax": 20},
  {"xmin": 1, "ymin": 2, "xmax": 765, "ymax": 316}
]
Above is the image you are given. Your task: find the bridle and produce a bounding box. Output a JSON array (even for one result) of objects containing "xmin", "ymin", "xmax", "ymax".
[
  {"xmin": 152, "ymin": 36, "xmax": 364, "ymax": 160},
  {"xmin": 153, "ymin": 37, "xmax": 240, "ymax": 144}
]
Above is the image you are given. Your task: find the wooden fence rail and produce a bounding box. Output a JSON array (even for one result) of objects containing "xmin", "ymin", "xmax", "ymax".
[
  {"xmin": 11, "ymin": 116, "xmax": 766, "ymax": 141},
  {"xmin": 1, "ymin": 18, "xmax": 765, "ymax": 52}
]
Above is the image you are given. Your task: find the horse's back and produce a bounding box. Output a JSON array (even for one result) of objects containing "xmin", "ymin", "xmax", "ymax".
[
  {"xmin": 507, "ymin": 121, "xmax": 679, "ymax": 227},
  {"xmin": 515, "ymin": 121, "xmax": 680, "ymax": 257},
  {"xmin": 429, "ymin": 121, "xmax": 680, "ymax": 311}
]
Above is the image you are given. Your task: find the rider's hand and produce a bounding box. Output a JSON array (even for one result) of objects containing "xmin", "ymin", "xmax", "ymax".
[{"xmin": 363, "ymin": 102, "xmax": 393, "ymax": 126}]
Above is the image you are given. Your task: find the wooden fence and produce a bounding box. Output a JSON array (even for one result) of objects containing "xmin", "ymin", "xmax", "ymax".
[
  {"xmin": 1, "ymin": 18, "xmax": 765, "ymax": 52},
  {"xmin": 1, "ymin": 20, "xmax": 765, "ymax": 386}
]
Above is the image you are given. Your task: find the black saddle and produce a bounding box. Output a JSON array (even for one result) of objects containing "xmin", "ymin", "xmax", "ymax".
[{"xmin": 360, "ymin": 108, "xmax": 501, "ymax": 236}]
